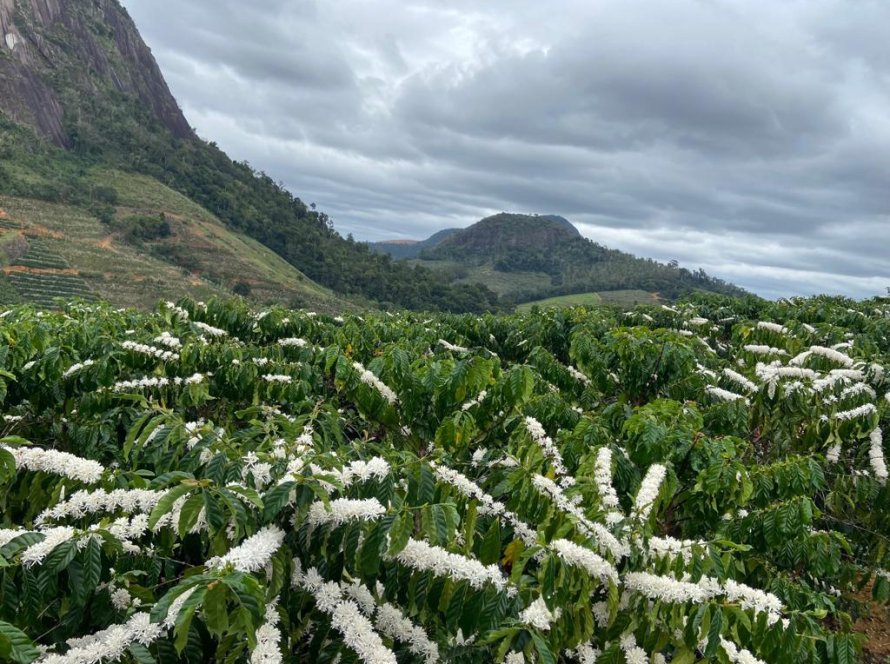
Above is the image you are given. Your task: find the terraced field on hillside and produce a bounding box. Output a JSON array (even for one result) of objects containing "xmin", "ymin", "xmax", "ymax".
[{"xmin": 0, "ymin": 170, "xmax": 349, "ymax": 311}]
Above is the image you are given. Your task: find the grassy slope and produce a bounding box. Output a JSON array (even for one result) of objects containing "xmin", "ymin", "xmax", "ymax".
[
  {"xmin": 515, "ymin": 289, "xmax": 660, "ymax": 312},
  {"xmin": 409, "ymin": 259, "xmax": 552, "ymax": 297},
  {"xmin": 0, "ymin": 169, "xmax": 348, "ymax": 312}
]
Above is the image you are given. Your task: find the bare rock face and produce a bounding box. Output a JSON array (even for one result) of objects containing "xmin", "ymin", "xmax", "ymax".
[{"xmin": 0, "ymin": 0, "xmax": 193, "ymax": 146}]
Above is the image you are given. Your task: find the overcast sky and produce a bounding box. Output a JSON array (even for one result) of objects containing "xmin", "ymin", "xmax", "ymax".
[{"xmin": 121, "ymin": 0, "xmax": 890, "ymax": 299}]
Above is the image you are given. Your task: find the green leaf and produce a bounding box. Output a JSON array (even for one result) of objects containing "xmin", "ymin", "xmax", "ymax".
[
  {"xmin": 178, "ymin": 492, "xmax": 206, "ymax": 537},
  {"xmin": 147, "ymin": 483, "xmax": 194, "ymax": 531},
  {"xmin": 75, "ymin": 538, "xmax": 102, "ymax": 605},
  {"xmin": 0, "ymin": 621, "xmax": 39, "ymax": 664},
  {"xmin": 387, "ymin": 512, "xmax": 413, "ymax": 556},
  {"xmin": 173, "ymin": 586, "xmax": 208, "ymax": 654},
  {"xmin": 202, "ymin": 583, "xmax": 230, "ymax": 638},
  {"xmin": 0, "ymin": 532, "xmax": 43, "ymax": 560},
  {"xmin": 704, "ymin": 606, "xmax": 723, "ymax": 658},
  {"xmin": 203, "ymin": 489, "xmax": 228, "ymax": 534},
  {"xmin": 127, "ymin": 643, "xmax": 156, "ymax": 664},
  {"xmin": 262, "ymin": 482, "xmax": 295, "ymax": 521},
  {"xmin": 150, "ymin": 576, "xmax": 210, "ymax": 625},
  {"xmin": 531, "ymin": 631, "xmax": 557, "ymax": 664},
  {"xmin": 42, "ymin": 539, "xmax": 77, "ymax": 573},
  {"xmin": 480, "ymin": 520, "xmax": 501, "ymax": 565},
  {"xmin": 360, "ymin": 521, "xmax": 386, "ymax": 577}
]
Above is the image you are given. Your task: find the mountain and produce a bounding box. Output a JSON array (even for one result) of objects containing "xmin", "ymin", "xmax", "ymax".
[
  {"xmin": 0, "ymin": 0, "xmax": 497, "ymax": 313},
  {"xmin": 376, "ymin": 212, "xmax": 745, "ymax": 304},
  {"xmin": 0, "ymin": 0, "xmax": 192, "ymax": 147},
  {"xmin": 370, "ymin": 228, "xmax": 460, "ymax": 259}
]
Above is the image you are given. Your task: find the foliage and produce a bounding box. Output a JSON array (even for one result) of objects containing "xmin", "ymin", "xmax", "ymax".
[
  {"xmin": 112, "ymin": 214, "xmax": 172, "ymax": 243},
  {"xmin": 0, "ymin": 294, "xmax": 887, "ymax": 663}
]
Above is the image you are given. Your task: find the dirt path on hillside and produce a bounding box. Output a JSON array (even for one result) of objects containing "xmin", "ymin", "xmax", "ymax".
[
  {"xmin": 2, "ymin": 266, "xmax": 79, "ymax": 276},
  {"xmin": 23, "ymin": 225, "xmax": 64, "ymax": 239}
]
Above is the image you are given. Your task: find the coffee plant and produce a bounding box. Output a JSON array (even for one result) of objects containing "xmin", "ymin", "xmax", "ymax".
[{"xmin": 0, "ymin": 294, "xmax": 887, "ymax": 663}]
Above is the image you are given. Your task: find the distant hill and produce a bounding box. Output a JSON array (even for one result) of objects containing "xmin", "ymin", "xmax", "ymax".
[
  {"xmin": 375, "ymin": 212, "xmax": 746, "ymax": 304},
  {"xmin": 371, "ymin": 228, "xmax": 460, "ymax": 259},
  {"xmin": 0, "ymin": 0, "xmax": 497, "ymax": 312}
]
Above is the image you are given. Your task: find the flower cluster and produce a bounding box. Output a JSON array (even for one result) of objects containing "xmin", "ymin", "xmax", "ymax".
[
  {"xmin": 722, "ymin": 579, "xmax": 784, "ymax": 624},
  {"xmin": 337, "ymin": 457, "xmax": 391, "ymax": 486},
  {"xmin": 121, "ymin": 340, "xmax": 179, "ymax": 361},
  {"xmin": 646, "ymin": 536, "xmax": 702, "ymax": 564},
  {"xmin": 524, "ymin": 417, "xmax": 570, "ymax": 480},
  {"xmin": 353, "ymin": 361, "xmax": 398, "ymax": 405},
  {"xmin": 250, "ymin": 603, "xmax": 283, "ymax": 664},
  {"xmin": 392, "ymin": 539, "xmax": 509, "ymax": 592},
  {"xmin": 593, "ymin": 447, "xmax": 622, "ymax": 523},
  {"xmin": 21, "ymin": 526, "xmax": 77, "ymax": 567},
  {"xmin": 63, "ymin": 359, "xmax": 95, "ymax": 378},
  {"xmin": 869, "ymin": 428, "xmax": 887, "ymax": 484},
  {"xmin": 153, "ymin": 331, "xmax": 182, "ymax": 350},
  {"xmin": 37, "ymin": 487, "xmax": 167, "ymax": 524},
  {"xmin": 293, "ymin": 564, "xmax": 397, "ymax": 664},
  {"xmin": 706, "ymin": 386, "xmax": 750, "ymax": 405},
  {"xmin": 375, "ymin": 603, "xmax": 440, "ymax": 663},
  {"xmin": 206, "ymin": 525, "xmax": 285, "ymax": 573},
  {"xmin": 194, "ymin": 321, "xmax": 227, "ymax": 337},
  {"xmin": 756, "ymin": 321, "xmax": 788, "ymax": 335},
  {"xmin": 722, "ymin": 368, "xmax": 757, "ymax": 393},
  {"xmin": 307, "ymin": 498, "xmax": 387, "ymax": 528},
  {"xmin": 620, "ymin": 633, "xmax": 649, "ymax": 664},
  {"xmin": 519, "ymin": 596, "xmax": 560, "ymax": 631},
  {"xmin": 834, "ymin": 403, "xmax": 877, "ymax": 421},
  {"xmin": 624, "ymin": 571, "xmax": 709, "ymax": 604},
  {"xmin": 551, "ymin": 538, "xmax": 618, "ymax": 584},
  {"xmin": 566, "ymin": 365, "xmax": 591, "ymax": 385},
  {"xmin": 40, "ymin": 612, "xmax": 163, "ymax": 664},
  {"xmin": 791, "ymin": 345, "xmax": 854, "ymax": 368},
  {"xmin": 112, "ymin": 373, "xmax": 205, "ymax": 392},
  {"xmin": 4, "ymin": 445, "xmax": 104, "ymax": 484},
  {"xmin": 279, "ymin": 337, "xmax": 308, "ymax": 348},
  {"xmin": 743, "ymin": 344, "xmax": 788, "ymax": 356},
  {"xmin": 438, "ymin": 339, "xmax": 469, "ymax": 353},
  {"xmin": 532, "ymin": 475, "xmax": 628, "ymax": 560},
  {"xmin": 262, "ymin": 374, "xmax": 293, "ymax": 384},
  {"xmin": 432, "ymin": 463, "xmax": 537, "ymax": 546},
  {"xmin": 633, "ymin": 464, "xmax": 666, "ymax": 521},
  {"xmin": 721, "ymin": 638, "xmax": 767, "ymax": 664},
  {"xmin": 461, "ymin": 390, "xmax": 488, "ymax": 411},
  {"xmin": 164, "ymin": 301, "xmax": 189, "ymax": 319}
]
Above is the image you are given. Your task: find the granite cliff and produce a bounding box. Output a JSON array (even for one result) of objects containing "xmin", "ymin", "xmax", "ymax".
[{"xmin": 0, "ymin": 0, "xmax": 191, "ymax": 146}]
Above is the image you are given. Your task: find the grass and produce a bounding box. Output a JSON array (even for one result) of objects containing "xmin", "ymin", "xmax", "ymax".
[
  {"xmin": 598, "ymin": 290, "xmax": 662, "ymax": 306},
  {"xmin": 409, "ymin": 259, "xmax": 553, "ymax": 296},
  {"xmin": 0, "ymin": 169, "xmax": 350, "ymax": 311},
  {"xmin": 515, "ymin": 289, "xmax": 660, "ymax": 312}
]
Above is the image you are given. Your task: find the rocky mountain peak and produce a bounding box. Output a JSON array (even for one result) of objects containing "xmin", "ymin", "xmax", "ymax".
[{"xmin": 0, "ymin": 0, "xmax": 192, "ymax": 146}]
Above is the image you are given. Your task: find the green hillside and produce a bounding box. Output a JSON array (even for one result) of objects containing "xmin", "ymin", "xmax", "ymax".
[
  {"xmin": 396, "ymin": 213, "xmax": 745, "ymax": 305},
  {"xmin": 515, "ymin": 290, "xmax": 662, "ymax": 312},
  {"xmin": 0, "ymin": 167, "xmax": 346, "ymax": 311}
]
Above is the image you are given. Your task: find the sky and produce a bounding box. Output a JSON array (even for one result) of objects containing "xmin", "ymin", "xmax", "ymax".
[{"xmin": 121, "ymin": 0, "xmax": 890, "ymax": 300}]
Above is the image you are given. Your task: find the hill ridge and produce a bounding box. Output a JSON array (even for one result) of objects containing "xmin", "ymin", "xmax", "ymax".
[{"xmin": 374, "ymin": 212, "xmax": 745, "ymax": 304}]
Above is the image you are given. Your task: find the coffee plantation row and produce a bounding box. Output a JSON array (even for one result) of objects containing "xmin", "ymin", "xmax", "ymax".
[{"xmin": 0, "ymin": 295, "xmax": 888, "ymax": 663}]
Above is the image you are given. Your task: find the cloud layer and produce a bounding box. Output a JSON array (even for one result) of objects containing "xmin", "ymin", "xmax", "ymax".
[{"xmin": 122, "ymin": 0, "xmax": 890, "ymax": 299}]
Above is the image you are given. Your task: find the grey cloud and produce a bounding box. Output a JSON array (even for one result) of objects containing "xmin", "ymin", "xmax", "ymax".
[{"xmin": 122, "ymin": 0, "xmax": 890, "ymax": 300}]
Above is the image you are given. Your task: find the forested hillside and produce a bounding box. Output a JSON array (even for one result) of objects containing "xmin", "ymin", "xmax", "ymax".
[{"xmin": 376, "ymin": 213, "xmax": 746, "ymax": 304}]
